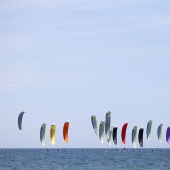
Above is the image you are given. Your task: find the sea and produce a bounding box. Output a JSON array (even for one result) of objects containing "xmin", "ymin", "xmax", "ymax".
[{"xmin": 0, "ymin": 148, "xmax": 169, "ymax": 170}]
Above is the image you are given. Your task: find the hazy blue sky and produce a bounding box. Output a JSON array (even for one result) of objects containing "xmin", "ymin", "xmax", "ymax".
[{"xmin": 0, "ymin": 0, "xmax": 170, "ymax": 148}]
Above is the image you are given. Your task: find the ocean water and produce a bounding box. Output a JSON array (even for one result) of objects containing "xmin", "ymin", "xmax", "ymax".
[{"xmin": 0, "ymin": 149, "xmax": 170, "ymax": 170}]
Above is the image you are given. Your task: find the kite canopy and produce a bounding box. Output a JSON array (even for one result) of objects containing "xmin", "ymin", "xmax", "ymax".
[
  {"xmin": 40, "ymin": 123, "xmax": 46, "ymax": 147},
  {"xmin": 50, "ymin": 124, "xmax": 56, "ymax": 145},
  {"xmin": 113, "ymin": 127, "xmax": 118, "ymax": 145},
  {"xmin": 121, "ymin": 123, "xmax": 128, "ymax": 144},
  {"xmin": 18, "ymin": 111, "xmax": 25, "ymax": 130},
  {"xmin": 138, "ymin": 128, "xmax": 144, "ymax": 147},
  {"xmin": 132, "ymin": 126, "xmax": 138, "ymax": 148},
  {"xmin": 99, "ymin": 121, "xmax": 105, "ymax": 144},
  {"xmin": 63, "ymin": 121, "xmax": 70, "ymax": 143},
  {"xmin": 105, "ymin": 111, "xmax": 111, "ymax": 141},
  {"xmin": 91, "ymin": 115, "xmax": 99, "ymax": 136},
  {"xmin": 157, "ymin": 124, "xmax": 163, "ymax": 143},
  {"xmin": 108, "ymin": 126, "xmax": 113, "ymax": 146},
  {"xmin": 146, "ymin": 120, "xmax": 153, "ymax": 141},
  {"xmin": 166, "ymin": 127, "xmax": 170, "ymax": 144}
]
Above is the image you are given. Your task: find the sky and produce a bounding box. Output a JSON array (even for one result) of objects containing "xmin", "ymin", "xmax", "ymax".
[{"xmin": 0, "ymin": 0, "xmax": 170, "ymax": 148}]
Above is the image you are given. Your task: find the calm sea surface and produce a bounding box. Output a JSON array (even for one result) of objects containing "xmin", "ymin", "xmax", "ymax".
[{"xmin": 0, "ymin": 149, "xmax": 170, "ymax": 170}]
